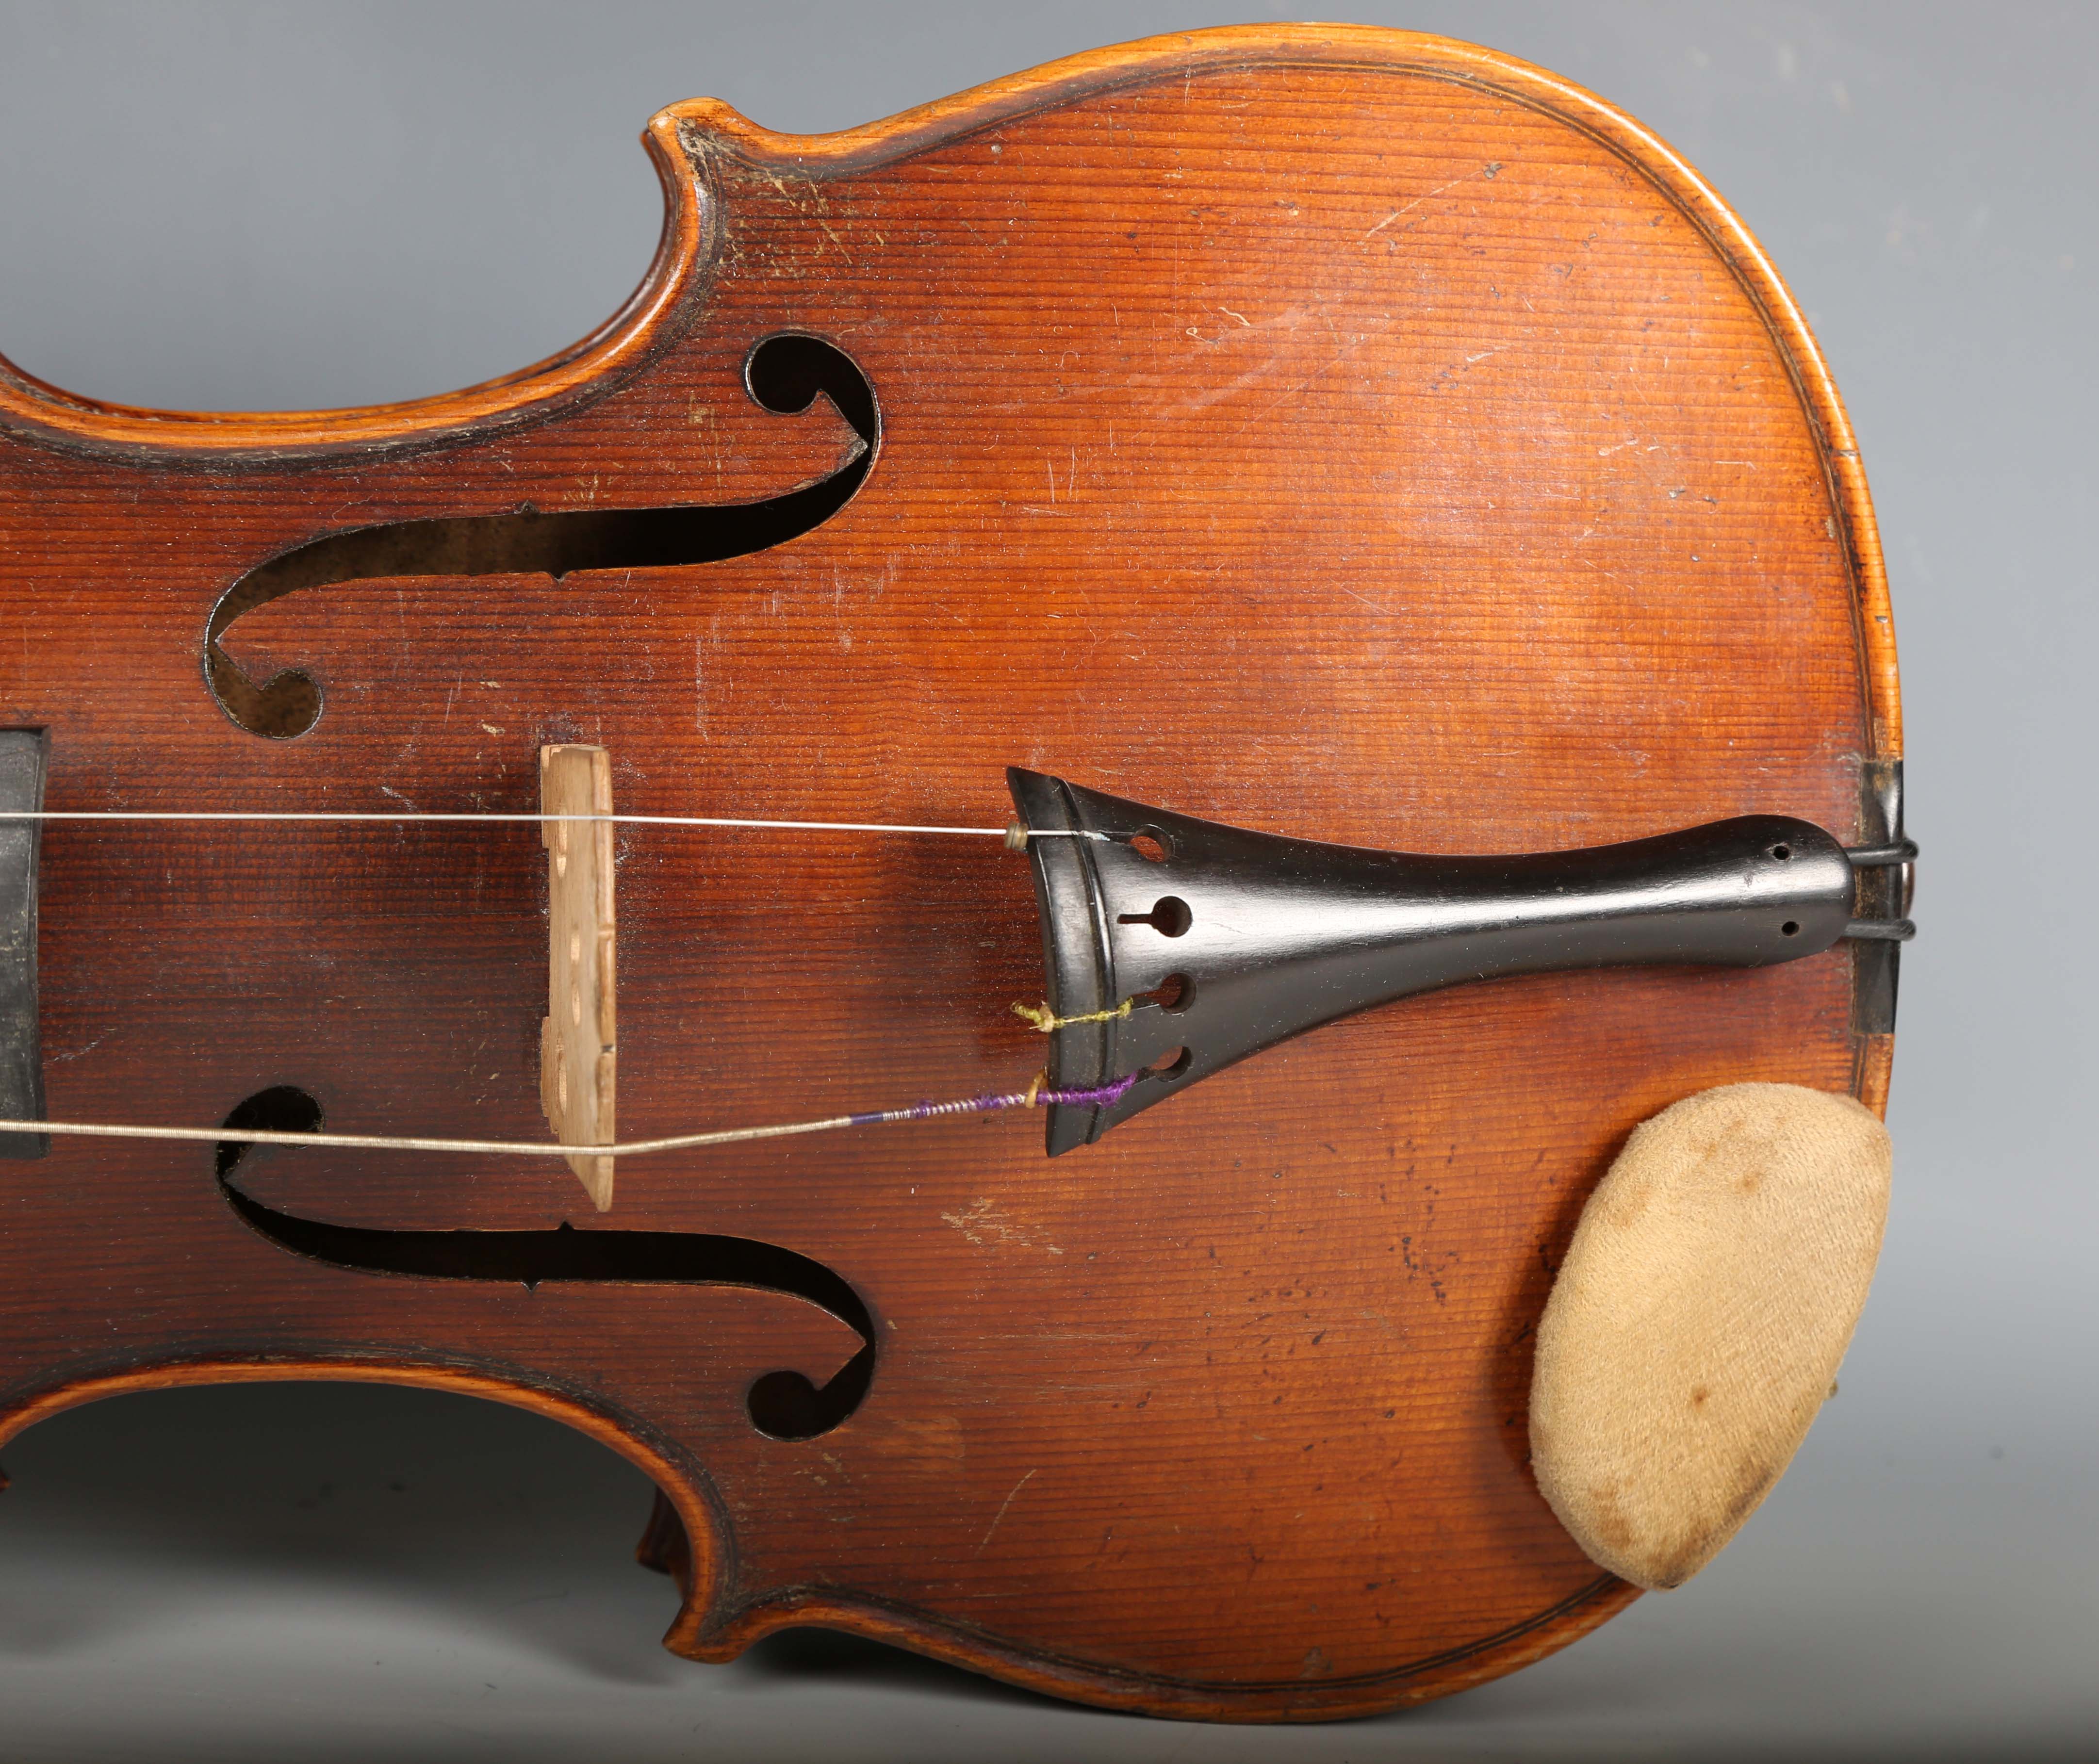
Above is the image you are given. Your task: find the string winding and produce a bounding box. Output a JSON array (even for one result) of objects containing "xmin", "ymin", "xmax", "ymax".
[{"xmin": 0, "ymin": 1074, "xmax": 1141, "ymax": 1162}]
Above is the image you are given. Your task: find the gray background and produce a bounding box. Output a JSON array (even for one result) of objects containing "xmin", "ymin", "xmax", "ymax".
[{"xmin": 0, "ymin": 2, "xmax": 2090, "ymax": 1759}]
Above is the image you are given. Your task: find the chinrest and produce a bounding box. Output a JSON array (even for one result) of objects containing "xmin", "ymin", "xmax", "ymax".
[{"xmin": 1530, "ymin": 1083, "xmax": 1892, "ymax": 1589}]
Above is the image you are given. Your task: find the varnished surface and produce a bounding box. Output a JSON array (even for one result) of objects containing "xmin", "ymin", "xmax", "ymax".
[{"xmin": 0, "ymin": 26, "xmax": 1895, "ymax": 1721}]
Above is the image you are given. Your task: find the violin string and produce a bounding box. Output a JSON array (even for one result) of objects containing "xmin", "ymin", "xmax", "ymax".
[
  {"xmin": 0, "ymin": 1074, "xmax": 1140, "ymax": 1162},
  {"xmin": 0, "ymin": 810, "xmax": 1102, "ymax": 840}
]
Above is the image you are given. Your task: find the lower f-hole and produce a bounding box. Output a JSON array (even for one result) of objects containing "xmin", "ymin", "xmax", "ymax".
[
  {"xmin": 215, "ymin": 1082, "xmax": 325, "ymax": 1173},
  {"xmin": 213, "ymin": 1084, "xmax": 877, "ymax": 1438},
  {"xmin": 747, "ymin": 1356, "xmax": 874, "ymax": 1442}
]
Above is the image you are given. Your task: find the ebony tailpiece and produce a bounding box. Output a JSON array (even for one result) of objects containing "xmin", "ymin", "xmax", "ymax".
[{"xmin": 1009, "ymin": 769, "xmax": 1914, "ymax": 1154}]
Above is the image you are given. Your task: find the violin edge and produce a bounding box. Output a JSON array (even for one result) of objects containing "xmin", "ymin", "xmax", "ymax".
[
  {"xmin": 666, "ymin": 1567, "xmax": 1642, "ymax": 1723},
  {"xmin": 0, "ymin": 21, "xmax": 1899, "ymax": 753},
  {"xmin": 0, "ymin": 1348, "xmax": 1638, "ymax": 1721},
  {"xmin": 668, "ymin": 15, "xmax": 1902, "ymax": 779},
  {"xmin": 0, "ymin": 103, "xmax": 719, "ymax": 457}
]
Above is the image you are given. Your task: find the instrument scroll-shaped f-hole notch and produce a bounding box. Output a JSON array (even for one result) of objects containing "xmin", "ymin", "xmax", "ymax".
[{"xmin": 203, "ymin": 333, "xmax": 881, "ymax": 738}]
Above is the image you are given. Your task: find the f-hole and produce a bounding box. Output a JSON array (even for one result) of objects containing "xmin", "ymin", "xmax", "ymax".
[
  {"xmin": 204, "ymin": 333, "xmax": 881, "ymax": 738},
  {"xmin": 214, "ymin": 1085, "xmax": 876, "ymax": 1439}
]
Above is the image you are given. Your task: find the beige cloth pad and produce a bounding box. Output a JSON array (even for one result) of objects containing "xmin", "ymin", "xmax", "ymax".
[{"xmin": 1529, "ymin": 1082, "xmax": 1892, "ymax": 1590}]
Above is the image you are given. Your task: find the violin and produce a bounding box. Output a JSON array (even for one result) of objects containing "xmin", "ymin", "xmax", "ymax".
[{"xmin": 0, "ymin": 25, "xmax": 1911, "ymax": 1721}]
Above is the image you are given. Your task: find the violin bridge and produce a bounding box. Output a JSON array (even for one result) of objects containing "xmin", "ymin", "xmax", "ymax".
[{"xmin": 538, "ymin": 744, "xmax": 617, "ymax": 1211}]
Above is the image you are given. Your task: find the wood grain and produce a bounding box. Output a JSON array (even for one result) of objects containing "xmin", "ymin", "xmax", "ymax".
[
  {"xmin": 0, "ymin": 25, "xmax": 1897, "ymax": 1721},
  {"xmin": 539, "ymin": 744, "xmax": 617, "ymax": 1210}
]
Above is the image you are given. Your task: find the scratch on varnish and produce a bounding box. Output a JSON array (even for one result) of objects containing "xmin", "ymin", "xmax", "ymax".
[
  {"xmin": 975, "ymin": 1468, "xmax": 1038, "ymax": 1555},
  {"xmin": 1363, "ymin": 164, "xmax": 1494, "ymax": 238},
  {"xmin": 941, "ymin": 1197, "xmax": 1063, "ymax": 1256}
]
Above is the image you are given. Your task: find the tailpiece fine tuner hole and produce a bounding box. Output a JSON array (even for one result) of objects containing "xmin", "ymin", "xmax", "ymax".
[
  {"xmin": 204, "ymin": 334, "xmax": 879, "ymax": 739},
  {"xmin": 1119, "ymin": 896, "xmax": 1192, "ymax": 937},
  {"xmin": 1141, "ymin": 973, "xmax": 1192, "ymax": 1012}
]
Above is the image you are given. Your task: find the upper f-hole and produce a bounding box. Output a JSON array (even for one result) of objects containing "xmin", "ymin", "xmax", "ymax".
[{"xmin": 203, "ymin": 333, "xmax": 879, "ymax": 739}]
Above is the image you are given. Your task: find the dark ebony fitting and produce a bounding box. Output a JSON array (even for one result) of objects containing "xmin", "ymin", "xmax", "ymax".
[{"xmin": 1010, "ymin": 768, "xmax": 1914, "ymax": 1155}]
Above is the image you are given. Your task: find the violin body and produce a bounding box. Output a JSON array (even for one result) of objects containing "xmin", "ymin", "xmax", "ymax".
[{"xmin": 0, "ymin": 27, "xmax": 1898, "ymax": 1720}]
